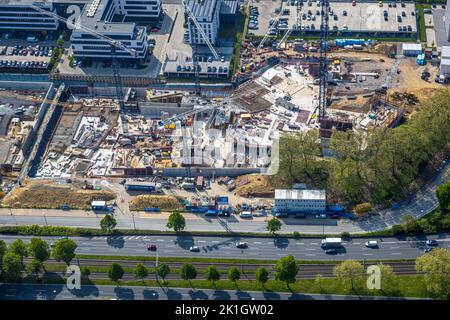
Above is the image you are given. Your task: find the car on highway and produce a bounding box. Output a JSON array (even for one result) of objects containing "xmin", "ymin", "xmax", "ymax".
[
  {"xmin": 424, "ymin": 247, "xmax": 435, "ymax": 253},
  {"xmin": 325, "ymin": 248, "xmax": 337, "ymax": 254},
  {"xmin": 189, "ymin": 246, "xmax": 200, "ymax": 252},
  {"xmin": 315, "ymin": 214, "xmax": 327, "ymax": 219},
  {"xmin": 425, "ymin": 240, "xmax": 438, "ymax": 246},
  {"xmin": 147, "ymin": 244, "xmax": 157, "ymax": 251},
  {"xmin": 235, "ymin": 241, "xmax": 248, "ymax": 249},
  {"xmin": 365, "ymin": 240, "xmax": 378, "ymax": 248}
]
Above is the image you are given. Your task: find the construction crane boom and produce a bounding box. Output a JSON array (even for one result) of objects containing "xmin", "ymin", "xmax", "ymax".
[
  {"xmin": 183, "ymin": 0, "xmax": 220, "ymax": 60},
  {"xmin": 318, "ymin": 0, "xmax": 330, "ymax": 121}
]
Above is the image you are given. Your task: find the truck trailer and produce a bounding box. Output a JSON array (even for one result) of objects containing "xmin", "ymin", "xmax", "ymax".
[{"xmin": 321, "ymin": 238, "xmax": 342, "ymax": 248}]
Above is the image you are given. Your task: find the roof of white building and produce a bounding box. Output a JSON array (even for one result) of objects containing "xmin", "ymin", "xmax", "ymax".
[
  {"xmin": 442, "ymin": 46, "xmax": 450, "ymax": 59},
  {"xmin": 402, "ymin": 43, "xmax": 422, "ymax": 51},
  {"xmin": 441, "ymin": 58, "xmax": 450, "ymax": 66},
  {"xmin": 275, "ymin": 189, "xmax": 326, "ymax": 200},
  {"xmin": 91, "ymin": 200, "xmax": 106, "ymax": 206}
]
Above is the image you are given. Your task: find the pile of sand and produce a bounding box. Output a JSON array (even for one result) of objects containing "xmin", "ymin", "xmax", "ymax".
[
  {"xmin": 233, "ymin": 174, "xmax": 275, "ymax": 198},
  {"xmin": 129, "ymin": 195, "xmax": 183, "ymax": 211},
  {"xmin": 1, "ymin": 180, "xmax": 116, "ymax": 210}
]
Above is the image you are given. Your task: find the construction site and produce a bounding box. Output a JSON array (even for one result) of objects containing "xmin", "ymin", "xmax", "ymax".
[{"xmin": 0, "ymin": 0, "xmax": 447, "ymax": 214}]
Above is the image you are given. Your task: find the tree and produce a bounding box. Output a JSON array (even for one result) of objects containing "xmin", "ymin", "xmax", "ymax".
[
  {"xmin": 166, "ymin": 212, "xmax": 186, "ymax": 232},
  {"xmin": 204, "ymin": 266, "xmax": 220, "ymax": 285},
  {"xmin": 377, "ymin": 263, "xmax": 398, "ymax": 294},
  {"xmin": 108, "ymin": 263, "xmax": 124, "ymax": 283},
  {"xmin": 9, "ymin": 239, "xmax": 28, "ymax": 261},
  {"xmin": 133, "ymin": 263, "xmax": 148, "ymax": 281},
  {"xmin": 255, "ymin": 267, "xmax": 269, "ymax": 287},
  {"xmin": 56, "ymin": 38, "xmax": 65, "ymax": 47},
  {"xmin": 274, "ymin": 255, "xmax": 299, "ymax": 289},
  {"xmin": 353, "ymin": 203, "xmax": 372, "ymax": 218},
  {"xmin": 52, "ymin": 238, "xmax": 77, "ymax": 265},
  {"xmin": 0, "ymin": 239, "xmax": 6, "ymax": 270},
  {"xmin": 400, "ymin": 214, "xmax": 423, "ymax": 234},
  {"xmin": 156, "ymin": 263, "xmax": 170, "ymax": 282},
  {"xmin": 180, "ymin": 263, "xmax": 197, "ymax": 284},
  {"xmin": 27, "ymin": 259, "xmax": 43, "ymax": 278},
  {"xmin": 100, "ymin": 214, "xmax": 117, "ymax": 233},
  {"xmin": 227, "ymin": 267, "xmax": 241, "ymax": 284},
  {"xmin": 28, "ymin": 238, "xmax": 50, "ymax": 264},
  {"xmin": 436, "ymin": 182, "xmax": 450, "ymax": 213},
  {"xmin": 314, "ymin": 274, "xmax": 325, "ymax": 293},
  {"xmin": 266, "ymin": 218, "xmax": 282, "ymax": 236},
  {"xmin": 2, "ymin": 252, "xmax": 24, "ymax": 281},
  {"xmin": 81, "ymin": 267, "xmax": 91, "ymax": 277},
  {"xmin": 416, "ymin": 248, "xmax": 450, "ymax": 299},
  {"xmin": 333, "ymin": 260, "xmax": 365, "ymax": 292}
]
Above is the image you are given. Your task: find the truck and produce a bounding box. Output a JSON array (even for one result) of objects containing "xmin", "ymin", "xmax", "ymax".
[{"xmin": 321, "ymin": 238, "xmax": 342, "ymax": 248}]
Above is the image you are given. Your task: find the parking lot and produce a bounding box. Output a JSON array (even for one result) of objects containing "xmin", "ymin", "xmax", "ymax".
[
  {"xmin": 0, "ymin": 44, "xmax": 52, "ymax": 72},
  {"xmin": 56, "ymin": 4, "xmax": 178, "ymax": 80},
  {"xmin": 249, "ymin": 0, "xmax": 417, "ymax": 36}
]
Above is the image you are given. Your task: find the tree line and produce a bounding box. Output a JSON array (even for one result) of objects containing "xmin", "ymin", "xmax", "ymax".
[{"xmin": 274, "ymin": 90, "xmax": 450, "ymax": 206}]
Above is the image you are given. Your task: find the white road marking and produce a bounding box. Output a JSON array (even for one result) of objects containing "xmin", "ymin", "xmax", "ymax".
[
  {"xmin": 254, "ymin": 242, "xmax": 261, "ymax": 244},
  {"xmin": 391, "ymin": 253, "xmax": 402, "ymax": 255},
  {"xmin": 362, "ymin": 253, "xmax": 373, "ymax": 256},
  {"xmin": 296, "ymin": 242, "xmax": 304, "ymax": 245},
  {"xmin": 390, "ymin": 246, "xmax": 400, "ymax": 249}
]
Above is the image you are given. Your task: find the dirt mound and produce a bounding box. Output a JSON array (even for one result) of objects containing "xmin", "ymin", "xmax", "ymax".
[
  {"xmin": 233, "ymin": 174, "xmax": 275, "ymax": 198},
  {"xmin": 1, "ymin": 180, "xmax": 116, "ymax": 210},
  {"xmin": 130, "ymin": 195, "xmax": 182, "ymax": 211}
]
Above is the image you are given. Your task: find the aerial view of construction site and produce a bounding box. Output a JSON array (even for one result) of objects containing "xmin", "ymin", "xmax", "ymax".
[{"xmin": 0, "ymin": 0, "xmax": 449, "ymax": 307}]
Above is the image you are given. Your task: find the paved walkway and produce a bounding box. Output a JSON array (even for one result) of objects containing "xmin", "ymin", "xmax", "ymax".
[{"xmin": 0, "ymin": 283, "xmax": 423, "ymax": 300}]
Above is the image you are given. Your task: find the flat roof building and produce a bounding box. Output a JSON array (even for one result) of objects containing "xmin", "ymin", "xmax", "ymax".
[
  {"xmin": 185, "ymin": 0, "xmax": 222, "ymax": 46},
  {"xmin": 70, "ymin": 0, "xmax": 153, "ymax": 60},
  {"xmin": 274, "ymin": 189, "xmax": 326, "ymax": 214},
  {"xmin": 401, "ymin": 43, "xmax": 422, "ymax": 56},
  {"xmin": 0, "ymin": 0, "xmax": 59, "ymax": 32}
]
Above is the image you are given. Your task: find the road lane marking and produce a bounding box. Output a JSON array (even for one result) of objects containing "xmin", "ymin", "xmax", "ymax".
[
  {"xmin": 362, "ymin": 253, "xmax": 373, "ymax": 256},
  {"xmin": 391, "ymin": 253, "xmax": 402, "ymax": 255},
  {"xmin": 305, "ymin": 254, "xmax": 316, "ymax": 256},
  {"xmin": 296, "ymin": 242, "xmax": 304, "ymax": 245},
  {"xmin": 254, "ymin": 242, "xmax": 261, "ymax": 244},
  {"xmin": 390, "ymin": 246, "xmax": 400, "ymax": 249}
]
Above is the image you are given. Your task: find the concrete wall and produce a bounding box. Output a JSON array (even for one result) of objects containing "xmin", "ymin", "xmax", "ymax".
[{"xmin": 161, "ymin": 167, "xmax": 262, "ymax": 178}]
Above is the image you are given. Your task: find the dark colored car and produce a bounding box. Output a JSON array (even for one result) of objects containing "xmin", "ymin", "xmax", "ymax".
[
  {"xmin": 325, "ymin": 248, "xmax": 337, "ymax": 254},
  {"xmin": 147, "ymin": 244, "xmax": 157, "ymax": 251},
  {"xmin": 235, "ymin": 242, "xmax": 248, "ymax": 249},
  {"xmin": 425, "ymin": 240, "xmax": 438, "ymax": 246}
]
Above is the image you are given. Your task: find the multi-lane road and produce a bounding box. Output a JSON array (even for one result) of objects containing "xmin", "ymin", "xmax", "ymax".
[{"xmin": 1, "ymin": 233, "xmax": 449, "ymax": 261}]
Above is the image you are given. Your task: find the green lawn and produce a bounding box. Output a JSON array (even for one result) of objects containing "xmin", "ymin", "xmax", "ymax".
[{"xmin": 416, "ymin": 4, "xmax": 431, "ymax": 43}]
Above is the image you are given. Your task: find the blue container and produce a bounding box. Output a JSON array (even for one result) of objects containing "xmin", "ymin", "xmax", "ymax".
[{"xmin": 144, "ymin": 207, "xmax": 161, "ymax": 212}]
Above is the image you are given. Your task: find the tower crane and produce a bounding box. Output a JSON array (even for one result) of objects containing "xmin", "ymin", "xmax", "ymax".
[
  {"xmin": 318, "ymin": 0, "xmax": 330, "ymax": 121},
  {"xmin": 30, "ymin": 4, "xmax": 138, "ymax": 135},
  {"xmin": 182, "ymin": 0, "xmax": 220, "ymax": 96}
]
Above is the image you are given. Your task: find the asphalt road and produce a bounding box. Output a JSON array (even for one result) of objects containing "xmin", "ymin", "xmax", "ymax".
[
  {"xmin": 1, "ymin": 234, "xmax": 449, "ymax": 261},
  {"xmin": 0, "ymin": 283, "xmax": 421, "ymax": 300}
]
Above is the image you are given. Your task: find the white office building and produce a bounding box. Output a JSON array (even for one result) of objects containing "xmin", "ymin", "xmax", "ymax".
[
  {"xmin": 440, "ymin": 46, "xmax": 450, "ymax": 76},
  {"xmin": 71, "ymin": 0, "xmax": 149, "ymax": 60},
  {"xmin": 117, "ymin": 0, "xmax": 162, "ymax": 20},
  {"xmin": 0, "ymin": 0, "xmax": 59, "ymax": 32},
  {"xmin": 185, "ymin": 0, "xmax": 222, "ymax": 46},
  {"xmin": 274, "ymin": 189, "xmax": 326, "ymax": 213},
  {"xmin": 445, "ymin": 0, "xmax": 450, "ymax": 41}
]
